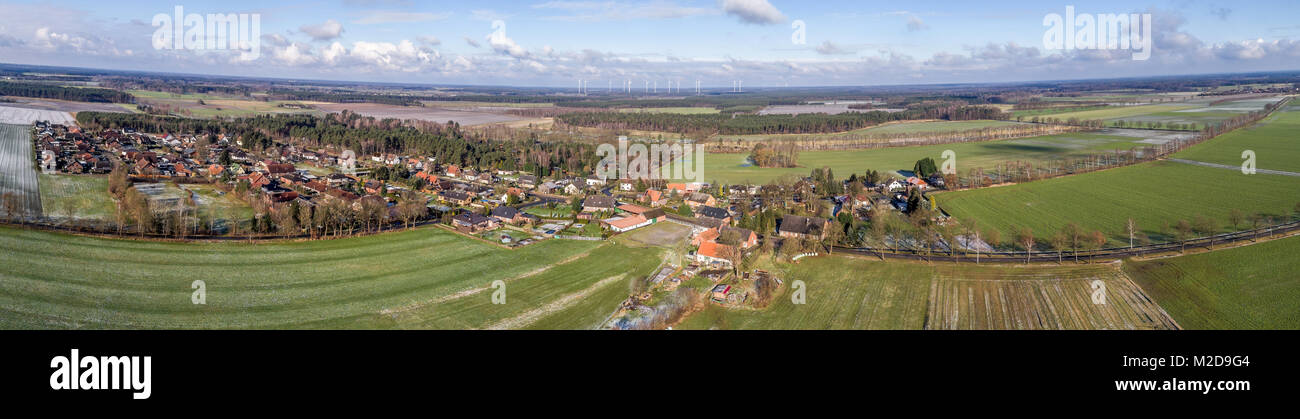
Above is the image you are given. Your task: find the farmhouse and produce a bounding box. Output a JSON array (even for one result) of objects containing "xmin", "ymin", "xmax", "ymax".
[
  {"xmin": 779, "ymin": 214, "xmax": 829, "ymax": 240},
  {"xmin": 582, "ymin": 195, "xmax": 618, "ymax": 213},
  {"xmin": 696, "ymin": 241, "xmax": 736, "ymax": 267},
  {"xmin": 685, "ymin": 192, "xmax": 716, "ymax": 209},
  {"xmin": 490, "ymin": 206, "xmax": 528, "ymax": 225}
]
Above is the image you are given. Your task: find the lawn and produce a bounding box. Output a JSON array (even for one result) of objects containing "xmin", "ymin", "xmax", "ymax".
[
  {"xmin": 39, "ymin": 174, "xmax": 115, "ymax": 220},
  {"xmin": 937, "ymin": 160, "xmax": 1300, "ymax": 247},
  {"xmin": 0, "ymin": 225, "xmax": 664, "ymax": 329},
  {"xmin": 1124, "ymin": 235, "xmax": 1300, "ymax": 329},
  {"xmin": 1171, "ymin": 102, "xmax": 1300, "ymax": 172},
  {"xmin": 691, "ymin": 129, "xmax": 1181, "ymax": 184}
]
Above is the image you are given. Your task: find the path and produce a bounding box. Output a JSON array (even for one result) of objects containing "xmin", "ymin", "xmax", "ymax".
[{"xmin": 1167, "ymin": 158, "xmax": 1300, "ymax": 177}]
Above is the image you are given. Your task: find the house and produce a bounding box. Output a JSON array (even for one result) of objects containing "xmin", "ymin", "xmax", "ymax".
[
  {"xmin": 563, "ymin": 183, "xmax": 582, "ymax": 195},
  {"xmin": 452, "ymin": 212, "xmax": 497, "ymax": 232},
  {"xmin": 490, "ymin": 206, "xmax": 527, "ymax": 224},
  {"xmin": 665, "ymin": 183, "xmax": 693, "ymax": 196},
  {"xmin": 685, "ymin": 192, "xmax": 717, "ymax": 209},
  {"xmin": 617, "ymin": 203, "xmax": 650, "ymax": 215},
  {"xmin": 585, "ymin": 176, "xmax": 607, "ymax": 187},
  {"xmin": 696, "ymin": 241, "xmax": 736, "ymax": 267},
  {"xmin": 582, "ymin": 195, "xmax": 617, "ymax": 213},
  {"xmin": 779, "ymin": 214, "xmax": 829, "ymax": 240},
  {"xmin": 444, "ymin": 165, "xmax": 460, "ymax": 177},
  {"xmin": 265, "ymin": 163, "xmax": 296, "ymax": 175},
  {"xmin": 640, "ymin": 189, "xmax": 666, "ymax": 207},
  {"xmin": 617, "ymin": 179, "xmax": 635, "ymax": 191},
  {"xmin": 441, "ymin": 190, "xmax": 473, "ymax": 205},
  {"xmin": 518, "ymin": 174, "xmax": 538, "ymax": 189},
  {"xmin": 415, "ymin": 171, "xmax": 438, "ymax": 183},
  {"xmin": 695, "ymin": 205, "xmax": 731, "ymax": 224},
  {"xmin": 905, "ymin": 177, "xmax": 929, "ymax": 191},
  {"xmin": 718, "ymin": 226, "xmax": 758, "ymax": 249}
]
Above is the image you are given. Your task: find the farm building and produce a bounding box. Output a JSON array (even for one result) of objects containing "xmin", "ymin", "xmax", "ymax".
[{"xmin": 779, "ymin": 214, "xmax": 829, "ymax": 240}]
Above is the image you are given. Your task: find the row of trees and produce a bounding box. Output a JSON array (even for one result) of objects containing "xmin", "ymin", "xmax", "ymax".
[{"xmin": 748, "ymin": 141, "xmax": 799, "ymax": 168}]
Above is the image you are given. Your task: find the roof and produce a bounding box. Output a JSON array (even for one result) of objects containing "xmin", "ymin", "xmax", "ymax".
[
  {"xmin": 442, "ymin": 191, "xmax": 471, "ymax": 201},
  {"xmin": 453, "ymin": 212, "xmax": 494, "ymax": 225},
  {"xmin": 780, "ymin": 214, "xmax": 828, "ymax": 235},
  {"xmin": 698, "ymin": 241, "xmax": 734, "ymax": 260},
  {"xmin": 491, "ymin": 206, "xmax": 520, "ymax": 219},
  {"xmin": 607, "ymin": 215, "xmax": 648, "ymax": 230},
  {"xmin": 583, "ymin": 195, "xmax": 617, "ymax": 209},
  {"xmin": 642, "ymin": 209, "xmax": 666, "ymax": 219},
  {"xmin": 617, "ymin": 204, "xmax": 650, "ymax": 214},
  {"xmin": 696, "ymin": 205, "xmax": 729, "ymax": 220}
]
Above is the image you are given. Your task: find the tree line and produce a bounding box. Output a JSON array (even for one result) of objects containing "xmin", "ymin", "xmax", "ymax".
[{"xmin": 0, "ymin": 81, "xmax": 135, "ymax": 103}]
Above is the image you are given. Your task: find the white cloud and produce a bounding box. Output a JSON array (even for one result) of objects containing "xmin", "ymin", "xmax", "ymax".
[
  {"xmin": 300, "ymin": 20, "xmax": 344, "ymax": 41},
  {"xmin": 487, "ymin": 26, "xmax": 528, "ymax": 58},
  {"xmin": 814, "ymin": 41, "xmax": 853, "ymax": 55},
  {"xmin": 906, "ymin": 15, "xmax": 928, "ymax": 32},
  {"xmin": 532, "ymin": 1, "xmax": 716, "ymax": 22},
  {"xmin": 720, "ymin": 0, "xmax": 785, "ymax": 25}
]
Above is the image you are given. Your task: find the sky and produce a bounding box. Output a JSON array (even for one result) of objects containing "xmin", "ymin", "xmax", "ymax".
[{"xmin": 0, "ymin": 0, "xmax": 1298, "ymax": 87}]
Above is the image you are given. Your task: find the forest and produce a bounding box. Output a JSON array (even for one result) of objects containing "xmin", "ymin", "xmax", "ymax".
[
  {"xmin": 74, "ymin": 111, "xmax": 602, "ymax": 176},
  {"xmin": 0, "ymin": 81, "xmax": 135, "ymax": 103},
  {"xmin": 554, "ymin": 104, "xmax": 1009, "ymax": 135}
]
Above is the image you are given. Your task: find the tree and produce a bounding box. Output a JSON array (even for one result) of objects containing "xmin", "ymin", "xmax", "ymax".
[
  {"xmin": 984, "ymin": 228, "xmax": 1002, "ymax": 252},
  {"xmin": 1049, "ymin": 231, "xmax": 1069, "ymax": 264},
  {"xmin": 913, "ymin": 157, "xmax": 939, "ymax": 178},
  {"xmin": 1174, "ymin": 219, "xmax": 1193, "ymax": 252},
  {"xmin": 1087, "ymin": 230, "xmax": 1107, "ymax": 262},
  {"xmin": 1015, "ymin": 227, "xmax": 1035, "ymax": 263},
  {"xmin": 677, "ymin": 204, "xmax": 694, "ymax": 218},
  {"xmin": 1063, "ymin": 222, "xmax": 1084, "ymax": 262}
]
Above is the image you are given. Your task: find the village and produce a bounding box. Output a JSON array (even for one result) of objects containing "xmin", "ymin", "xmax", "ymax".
[{"xmin": 27, "ymin": 118, "xmax": 959, "ymax": 328}]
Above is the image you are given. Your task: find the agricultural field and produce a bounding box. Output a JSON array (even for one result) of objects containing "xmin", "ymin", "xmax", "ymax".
[
  {"xmin": 678, "ymin": 254, "xmax": 1174, "ymax": 330},
  {"xmin": 314, "ymin": 103, "xmax": 523, "ymax": 126},
  {"xmin": 619, "ymin": 107, "xmax": 720, "ymax": 114},
  {"xmin": 128, "ymin": 89, "xmax": 326, "ymax": 119},
  {"xmin": 1044, "ymin": 96, "xmax": 1287, "ymax": 130},
  {"xmin": 38, "ymin": 174, "xmax": 114, "ymax": 220},
  {"xmin": 927, "ymin": 263, "xmax": 1177, "ymax": 330},
  {"xmin": 1171, "ymin": 101, "xmax": 1300, "ymax": 173},
  {"xmin": 0, "ymin": 105, "xmax": 75, "ymax": 125},
  {"xmin": 677, "ymin": 255, "xmax": 933, "ymax": 330},
  {"xmin": 1123, "ymin": 235, "xmax": 1300, "ymax": 329},
  {"xmin": 692, "ymin": 128, "xmax": 1191, "ymax": 184},
  {"xmin": 0, "ymin": 123, "xmax": 41, "ymax": 216},
  {"xmin": 937, "ymin": 160, "xmax": 1300, "ymax": 246},
  {"xmin": 0, "ymin": 224, "xmax": 671, "ymax": 329}
]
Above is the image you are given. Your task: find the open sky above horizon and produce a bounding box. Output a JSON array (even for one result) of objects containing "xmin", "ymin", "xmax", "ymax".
[{"xmin": 1, "ymin": 0, "xmax": 1298, "ymax": 87}]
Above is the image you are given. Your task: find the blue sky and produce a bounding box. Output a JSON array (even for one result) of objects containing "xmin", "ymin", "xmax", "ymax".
[{"xmin": 1, "ymin": 0, "xmax": 1298, "ymax": 87}]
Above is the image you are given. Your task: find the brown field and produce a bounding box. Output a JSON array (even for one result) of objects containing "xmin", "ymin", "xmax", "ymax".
[
  {"xmin": 314, "ymin": 103, "xmax": 524, "ymax": 126},
  {"xmin": 926, "ymin": 263, "xmax": 1179, "ymax": 330}
]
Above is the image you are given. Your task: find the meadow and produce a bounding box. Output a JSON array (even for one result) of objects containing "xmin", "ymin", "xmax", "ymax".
[
  {"xmin": 936, "ymin": 160, "xmax": 1300, "ymax": 246},
  {"xmin": 0, "ymin": 225, "xmax": 666, "ymax": 329},
  {"xmin": 676, "ymin": 254, "xmax": 1175, "ymax": 330},
  {"xmin": 1045, "ymin": 96, "xmax": 1286, "ymax": 130},
  {"xmin": 38, "ymin": 174, "xmax": 115, "ymax": 220},
  {"xmin": 693, "ymin": 129, "xmax": 1185, "ymax": 184},
  {"xmin": 1124, "ymin": 235, "xmax": 1300, "ymax": 329},
  {"xmin": 1171, "ymin": 102, "xmax": 1300, "ymax": 173}
]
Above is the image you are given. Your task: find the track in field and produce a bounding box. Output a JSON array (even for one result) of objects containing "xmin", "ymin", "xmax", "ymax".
[{"xmin": 0, "ymin": 124, "xmax": 41, "ymax": 217}]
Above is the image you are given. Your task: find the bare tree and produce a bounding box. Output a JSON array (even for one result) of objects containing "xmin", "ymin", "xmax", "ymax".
[
  {"xmin": 1126, "ymin": 218, "xmax": 1138, "ymax": 249},
  {"xmin": 1015, "ymin": 227, "xmax": 1035, "ymax": 263}
]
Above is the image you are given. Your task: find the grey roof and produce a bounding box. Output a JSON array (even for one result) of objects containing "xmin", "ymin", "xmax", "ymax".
[{"xmin": 696, "ymin": 205, "xmax": 729, "ymax": 220}]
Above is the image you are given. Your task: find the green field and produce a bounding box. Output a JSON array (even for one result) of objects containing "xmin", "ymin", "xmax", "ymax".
[
  {"xmin": 0, "ymin": 225, "xmax": 666, "ymax": 329},
  {"xmin": 1172, "ymin": 102, "xmax": 1300, "ymax": 172},
  {"xmin": 1044, "ymin": 96, "xmax": 1286, "ymax": 130},
  {"xmin": 677, "ymin": 255, "xmax": 932, "ymax": 330},
  {"xmin": 693, "ymin": 129, "xmax": 1182, "ymax": 184},
  {"xmin": 937, "ymin": 160, "xmax": 1300, "ymax": 246},
  {"xmin": 38, "ymin": 174, "xmax": 115, "ymax": 220},
  {"xmin": 1124, "ymin": 235, "xmax": 1300, "ymax": 329},
  {"xmin": 677, "ymin": 254, "xmax": 1173, "ymax": 330}
]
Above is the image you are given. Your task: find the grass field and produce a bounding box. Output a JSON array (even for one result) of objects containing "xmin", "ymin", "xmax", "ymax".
[
  {"xmin": 1045, "ymin": 96, "xmax": 1286, "ymax": 130},
  {"xmin": 676, "ymin": 255, "xmax": 932, "ymax": 330},
  {"xmin": 1124, "ymin": 235, "xmax": 1300, "ymax": 329},
  {"xmin": 937, "ymin": 160, "xmax": 1300, "ymax": 246},
  {"xmin": 693, "ymin": 129, "xmax": 1187, "ymax": 184},
  {"xmin": 677, "ymin": 254, "xmax": 1175, "ymax": 330},
  {"xmin": 1172, "ymin": 102, "xmax": 1300, "ymax": 172},
  {"xmin": 38, "ymin": 174, "xmax": 115, "ymax": 220},
  {"xmin": 0, "ymin": 225, "xmax": 669, "ymax": 329}
]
